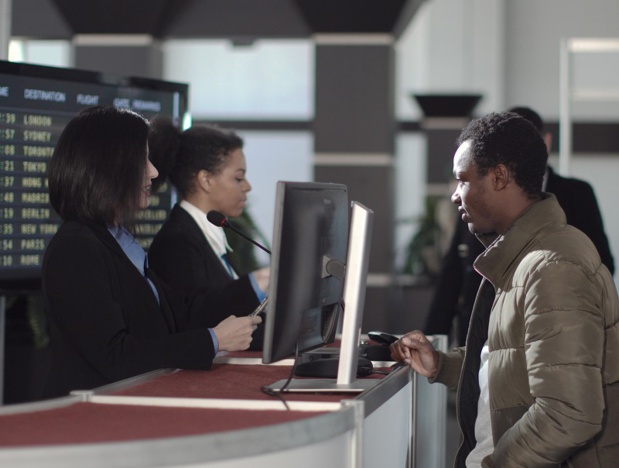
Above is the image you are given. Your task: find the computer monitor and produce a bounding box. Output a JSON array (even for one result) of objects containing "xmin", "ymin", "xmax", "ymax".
[
  {"xmin": 263, "ymin": 181, "xmax": 375, "ymax": 392},
  {"xmin": 263, "ymin": 181, "xmax": 348, "ymax": 364}
]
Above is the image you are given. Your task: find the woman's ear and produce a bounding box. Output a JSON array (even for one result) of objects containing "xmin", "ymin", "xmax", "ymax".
[{"xmin": 196, "ymin": 169, "xmax": 211, "ymax": 193}]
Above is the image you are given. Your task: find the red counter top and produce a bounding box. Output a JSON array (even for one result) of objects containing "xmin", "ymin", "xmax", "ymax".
[
  {"xmin": 0, "ymin": 401, "xmax": 322, "ymax": 448},
  {"xmin": 111, "ymin": 364, "xmax": 385, "ymax": 403},
  {"xmin": 0, "ymin": 356, "xmax": 392, "ymax": 449}
]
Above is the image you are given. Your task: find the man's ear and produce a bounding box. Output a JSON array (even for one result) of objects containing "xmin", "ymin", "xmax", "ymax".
[{"xmin": 493, "ymin": 164, "xmax": 510, "ymax": 190}]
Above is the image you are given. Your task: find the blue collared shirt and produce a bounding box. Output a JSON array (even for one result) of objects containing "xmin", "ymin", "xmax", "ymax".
[
  {"xmin": 108, "ymin": 226, "xmax": 160, "ymax": 303},
  {"xmin": 108, "ymin": 226, "xmax": 219, "ymax": 353}
]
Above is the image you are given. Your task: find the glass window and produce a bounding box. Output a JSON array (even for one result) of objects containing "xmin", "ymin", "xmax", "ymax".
[
  {"xmin": 239, "ymin": 130, "xmax": 314, "ymax": 248},
  {"xmin": 163, "ymin": 39, "xmax": 314, "ymax": 120},
  {"xmin": 394, "ymin": 133, "xmax": 428, "ymax": 272},
  {"xmin": 8, "ymin": 40, "xmax": 71, "ymax": 68}
]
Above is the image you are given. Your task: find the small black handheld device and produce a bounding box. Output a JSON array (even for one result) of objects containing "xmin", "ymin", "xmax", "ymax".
[
  {"xmin": 250, "ymin": 298, "xmax": 268, "ymax": 317},
  {"xmin": 367, "ymin": 331, "xmax": 399, "ymax": 346}
]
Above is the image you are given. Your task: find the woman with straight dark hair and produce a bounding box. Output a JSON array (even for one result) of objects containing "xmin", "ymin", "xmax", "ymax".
[{"xmin": 42, "ymin": 106, "xmax": 261, "ymax": 398}]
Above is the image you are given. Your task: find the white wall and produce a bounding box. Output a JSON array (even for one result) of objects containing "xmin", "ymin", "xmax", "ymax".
[
  {"xmin": 162, "ymin": 39, "xmax": 314, "ymax": 121},
  {"xmin": 504, "ymin": 0, "xmax": 619, "ymax": 120},
  {"xmin": 396, "ymin": 0, "xmax": 506, "ymax": 120},
  {"xmin": 240, "ymin": 130, "xmax": 314, "ymax": 252},
  {"xmin": 552, "ymin": 154, "xmax": 619, "ymax": 281}
]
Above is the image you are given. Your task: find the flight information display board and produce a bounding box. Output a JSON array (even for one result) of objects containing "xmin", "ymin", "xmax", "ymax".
[{"xmin": 0, "ymin": 60, "xmax": 188, "ymax": 289}]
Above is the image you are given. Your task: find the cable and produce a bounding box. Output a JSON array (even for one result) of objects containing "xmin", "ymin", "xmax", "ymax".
[
  {"xmin": 260, "ymin": 344, "xmax": 302, "ymax": 411},
  {"xmin": 260, "ymin": 385, "xmax": 290, "ymax": 411}
]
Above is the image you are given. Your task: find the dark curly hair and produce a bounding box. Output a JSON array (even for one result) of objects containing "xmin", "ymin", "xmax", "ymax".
[
  {"xmin": 457, "ymin": 112, "xmax": 547, "ymax": 198},
  {"xmin": 148, "ymin": 117, "xmax": 243, "ymax": 196}
]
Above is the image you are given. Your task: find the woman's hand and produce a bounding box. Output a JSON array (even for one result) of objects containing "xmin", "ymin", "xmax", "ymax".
[{"xmin": 213, "ymin": 315, "xmax": 262, "ymax": 352}]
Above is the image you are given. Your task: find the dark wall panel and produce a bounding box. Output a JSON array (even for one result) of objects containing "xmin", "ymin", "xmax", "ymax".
[
  {"xmin": 426, "ymin": 128, "xmax": 460, "ymax": 184},
  {"xmin": 163, "ymin": 0, "xmax": 310, "ymax": 39},
  {"xmin": 315, "ymin": 44, "xmax": 396, "ymax": 154},
  {"xmin": 11, "ymin": 0, "xmax": 72, "ymax": 38},
  {"xmin": 74, "ymin": 45, "xmax": 163, "ymax": 79},
  {"xmin": 314, "ymin": 165, "xmax": 394, "ymax": 273}
]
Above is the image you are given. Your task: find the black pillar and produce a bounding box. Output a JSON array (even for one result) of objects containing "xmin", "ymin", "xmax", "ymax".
[{"xmin": 312, "ymin": 35, "xmax": 396, "ymax": 332}]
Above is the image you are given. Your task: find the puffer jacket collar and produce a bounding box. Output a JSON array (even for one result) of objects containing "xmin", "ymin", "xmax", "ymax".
[{"xmin": 474, "ymin": 193, "xmax": 566, "ymax": 285}]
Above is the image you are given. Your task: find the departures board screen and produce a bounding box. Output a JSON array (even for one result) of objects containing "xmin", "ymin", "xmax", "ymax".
[{"xmin": 0, "ymin": 60, "xmax": 189, "ymax": 290}]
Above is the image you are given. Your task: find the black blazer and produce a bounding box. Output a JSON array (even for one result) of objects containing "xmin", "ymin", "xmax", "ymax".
[
  {"xmin": 148, "ymin": 204, "xmax": 260, "ymax": 313},
  {"xmin": 424, "ymin": 168, "xmax": 615, "ymax": 344},
  {"xmin": 545, "ymin": 167, "xmax": 614, "ymax": 273},
  {"xmin": 41, "ymin": 219, "xmax": 243, "ymax": 398}
]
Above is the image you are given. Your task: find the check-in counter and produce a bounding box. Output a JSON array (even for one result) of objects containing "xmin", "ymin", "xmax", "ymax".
[{"xmin": 0, "ymin": 337, "xmax": 447, "ymax": 468}]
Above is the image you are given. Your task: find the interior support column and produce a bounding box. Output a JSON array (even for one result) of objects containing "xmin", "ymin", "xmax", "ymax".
[{"xmin": 312, "ymin": 34, "xmax": 396, "ymax": 332}]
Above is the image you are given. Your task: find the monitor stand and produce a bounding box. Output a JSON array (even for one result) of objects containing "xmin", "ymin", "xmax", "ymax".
[
  {"xmin": 266, "ymin": 377, "xmax": 379, "ymax": 393},
  {"xmin": 266, "ymin": 201, "xmax": 376, "ymax": 394}
]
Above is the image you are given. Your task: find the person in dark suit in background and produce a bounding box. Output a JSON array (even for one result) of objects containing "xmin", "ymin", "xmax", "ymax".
[
  {"xmin": 424, "ymin": 106, "xmax": 615, "ymax": 345},
  {"xmin": 42, "ymin": 106, "xmax": 261, "ymax": 398},
  {"xmin": 147, "ymin": 118, "xmax": 268, "ymax": 347}
]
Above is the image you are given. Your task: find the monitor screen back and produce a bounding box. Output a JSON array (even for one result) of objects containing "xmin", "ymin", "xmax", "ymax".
[{"xmin": 262, "ymin": 181, "xmax": 348, "ymax": 364}]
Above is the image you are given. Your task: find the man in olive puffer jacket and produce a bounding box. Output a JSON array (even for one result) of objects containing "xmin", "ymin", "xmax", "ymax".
[{"xmin": 391, "ymin": 112, "xmax": 619, "ymax": 467}]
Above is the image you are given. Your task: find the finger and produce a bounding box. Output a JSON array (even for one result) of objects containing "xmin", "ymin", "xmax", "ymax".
[
  {"xmin": 400, "ymin": 344, "xmax": 412, "ymax": 362},
  {"xmin": 403, "ymin": 330, "xmax": 424, "ymax": 343},
  {"xmin": 390, "ymin": 342, "xmax": 406, "ymax": 361},
  {"xmin": 402, "ymin": 335, "xmax": 424, "ymax": 349}
]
